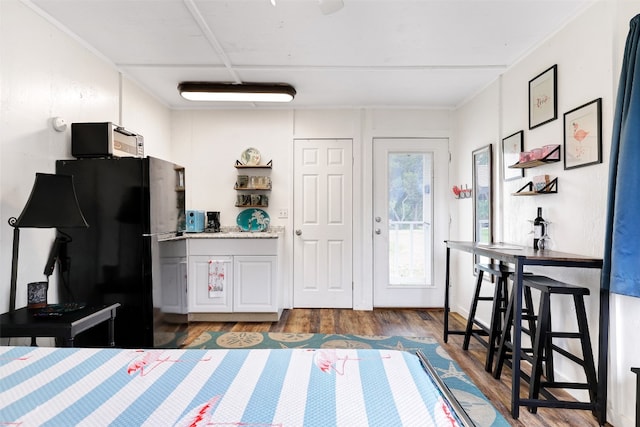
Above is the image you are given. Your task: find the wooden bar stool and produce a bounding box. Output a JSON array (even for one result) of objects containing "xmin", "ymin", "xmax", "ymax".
[
  {"xmin": 462, "ymin": 263, "xmax": 512, "ymax": 372},
  {"xmin": 493, "ymin": 276, "xmax": 542, "ymax": 382},
  {"xmin": 522, "ymin": 275, "xmax": 598, "ymax": 414}
]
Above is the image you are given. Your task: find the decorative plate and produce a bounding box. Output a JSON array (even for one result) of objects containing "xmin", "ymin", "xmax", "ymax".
[
  {"xmin": 240, "ymin": 147, "xmax": 261, "ymax": 166},
  {"xmin": 236, "ymin": 208, "xmax": 270, "ymax": 232}
]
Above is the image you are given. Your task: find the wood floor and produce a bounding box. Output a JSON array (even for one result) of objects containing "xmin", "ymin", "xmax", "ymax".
[{"xmin": 168, "ymin": 308, "xmax": 606, "ymax": 427}]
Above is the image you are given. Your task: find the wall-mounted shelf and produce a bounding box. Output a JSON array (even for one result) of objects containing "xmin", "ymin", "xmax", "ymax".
[
  {"xmin": 234, "ymin": 203, "xmax": 269, "ymax": 208},
  {"xmin": 235, "ymin": 160, "xmax": 272, "ymax": 169},
  {"xmin": 509, "ymin": 145, "xmax": 560, "ymax": 169},
  {"xmin": 234, "ymin": 185, "xmax": 272, "ymax": 191},
  {"xmin": 512, "ymin": 177, "xmax": 558, "ymax": 196},
  {"xmin": 235, "ymin": 159, "xmax": 271, "ymax": 208}
]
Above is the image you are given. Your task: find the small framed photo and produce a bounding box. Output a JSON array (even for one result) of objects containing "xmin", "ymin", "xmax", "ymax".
[
  {"xmin": 563, "ymin": 98, "xmax": 602, "ymax": 170},
  {"xmin": 529, "ymin": 65, "xmax": 558, "ymax": 129},
  {"xmin": 502, "ymin": 130, "xmax": 524, "ymax": 181}
]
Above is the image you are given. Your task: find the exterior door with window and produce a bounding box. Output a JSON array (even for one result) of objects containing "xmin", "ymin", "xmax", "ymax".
[
  {"xmin": 293, "ymin": 139, "xmax": 353, "ymax": 308},
  {"xmin": 373, "ymin": 138, "xmax": 448, "ymax": 307}
]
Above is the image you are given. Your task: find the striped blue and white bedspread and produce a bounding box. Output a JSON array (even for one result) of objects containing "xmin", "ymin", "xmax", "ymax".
[{"xmin": 0, "ymin": 346, "xmax": 466, "ymax": 426}]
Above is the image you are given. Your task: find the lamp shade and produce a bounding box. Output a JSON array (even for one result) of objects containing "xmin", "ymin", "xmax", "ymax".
[{"xmin": 14, "ymin": 173, "xmax": 88, "ymax": 229}]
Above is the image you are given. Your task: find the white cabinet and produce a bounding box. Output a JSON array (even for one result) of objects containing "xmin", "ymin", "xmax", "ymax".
[
  {"xmin": 234, "ymin": 256, "xmax": 277, "ymax": 312},
  {"xmin": 189, "ymin": 255, "xmax": 233, "ymax": 312},
  {"xmin": 159, "ymin": 240, "xmax": 187, "ymax": 315},
  {"xmin": 159, "ymin": 236, "xmax": 281, "ymax": 321},
  {"xmin": 160, "ymin": 257, "xmax": 187, "ymax": 314}
]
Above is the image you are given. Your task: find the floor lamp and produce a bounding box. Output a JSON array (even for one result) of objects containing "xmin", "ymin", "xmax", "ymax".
[{"xmin": 8, "ymin": 173, "xmax": 88, "ymax": 312}]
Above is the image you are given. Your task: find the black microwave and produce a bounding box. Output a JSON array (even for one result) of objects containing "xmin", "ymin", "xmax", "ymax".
[{"xmin": 71, "ymin": 122, "xmax": 144, "ymax": 158}]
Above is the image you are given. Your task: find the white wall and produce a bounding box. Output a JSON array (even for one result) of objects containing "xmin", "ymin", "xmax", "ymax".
[
  {"xmin": 449, "ymin": 2, "xmax": 640, "ymax": 426},
  {"xmin": 0, "ymin": 0, "xmax": 172, "ymax": 322},
  {"xmin": 171, "ymin": 108, "xmax": 452, "ymax": 310}
]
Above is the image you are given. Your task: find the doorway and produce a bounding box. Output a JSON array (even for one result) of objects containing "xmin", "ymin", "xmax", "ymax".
[
  {"xmin": 372, "ymin": 138, "xmax": 448, "ymax": 307},
  {"xmin": 293, "ymin": 139, "xmax": 353, "ymax": 308}
]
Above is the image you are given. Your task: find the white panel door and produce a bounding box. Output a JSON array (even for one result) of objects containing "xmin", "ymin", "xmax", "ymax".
[
  {"xmin": 373, "ymin": 138, "xmax": 448, "ymax": 307},
  {"xmin": 293, "ymin": 139, "xmax": 353, "ymax": 308}
]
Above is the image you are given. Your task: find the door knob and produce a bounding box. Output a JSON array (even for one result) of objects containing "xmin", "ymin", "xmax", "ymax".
[
  {"xmin": 375, "ymin": 228, "xmax": 381, "ymax": 235},
  {"xmin": 295, "ymin": 229, "xmax": 302, "ymax": 236}
]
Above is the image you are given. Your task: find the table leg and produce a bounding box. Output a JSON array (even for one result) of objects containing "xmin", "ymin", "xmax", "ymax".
[
  {"xmin": 108, "ymin": 311, "xmax": 116, "ymax": 347},
  {"xmin": 444, "ymin": 246, "xmax": 451, "ymax": 343},
  {"xmin": 597, "ymin": 288, "xmax": 610, "ymax": 425},
  {"xmin": 511, "ymin": 260, "xmax": 524, "ymax": 419},
  {"xmin": 63, "ymin": 337, "xmax": 74, "ymax": 347}
]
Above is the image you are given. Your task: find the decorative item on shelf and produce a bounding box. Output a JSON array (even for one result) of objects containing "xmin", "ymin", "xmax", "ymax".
[
  {"xmin": 452, "ymin": 185, "xmax": 472, "ymax": 199},
  {"xmin": 236, "ymin": 208, "xmax": 270, "ymax": 232},
  {"xmin": 510, "ymin": 144, "xmax": 561, "ymax": 168},
  {"xmin": 235, "ymin": 194, "xmax": 268, "ymax": 207},
  {"xmin": 532, "ymin": 175, "xmax": 551, "ymax": 191},
  {"xmin": 236, "ymin": 175, "xmax": 249, "ymax": 189},
  {"xmin": 519, "ymin": 151, "xmax": 533, "ymax": 163},
  {"xmin": 541, "ymin": 144, "xmax": 560, "ymax": 160},
  {"xmin": 531, "ymin": 148, "xmax": 543, "ymax": 159},
  {"xmin": 247, "ymin": 176, "xmax": 271, "ymax": 189},
  {"xmin": 240, "ymin": 147, "xmax": 261, "ymax": 166},
  {"xmin": 513, "ymin": 176, "xmax": 558, "ymax": 196}
]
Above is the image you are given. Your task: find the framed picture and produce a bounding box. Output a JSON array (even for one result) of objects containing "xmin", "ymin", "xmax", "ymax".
[
  {"xmin": 472, "ymin": 144, "xmax": 493, "ymax": 274},
  {"xmin": 529, "ymin": 65, "xmax": 558, "ymax": 129},
  {"xmin": 502, "ymin": 130, "xmax": 524, "ymax": 181},
  {"xmin": 563, "ymin": 98, "xmax": 602, "ymax": 170}
]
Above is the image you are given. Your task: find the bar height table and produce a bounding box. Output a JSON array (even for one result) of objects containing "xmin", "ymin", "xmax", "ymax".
[{"xmin": 443, "ymin": 241, "xmax": 607, "ymax": 424}]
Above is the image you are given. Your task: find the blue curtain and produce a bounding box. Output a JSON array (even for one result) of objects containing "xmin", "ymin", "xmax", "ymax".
[{"xmin": 603, "ymin": 14, "xmax": 640, "ymax": 296}]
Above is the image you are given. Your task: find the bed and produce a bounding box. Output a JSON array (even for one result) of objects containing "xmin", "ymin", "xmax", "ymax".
[{"xmin": 0, "ymin": 346, "xmax": 474, "ymax": 426}]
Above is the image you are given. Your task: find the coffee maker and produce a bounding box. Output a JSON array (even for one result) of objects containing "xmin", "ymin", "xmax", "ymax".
[{"xmin": 206, "ymin": 211, "xmax": 220, "ymax": 232}]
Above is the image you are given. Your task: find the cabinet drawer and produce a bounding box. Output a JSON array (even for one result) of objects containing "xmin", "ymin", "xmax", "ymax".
[{"xmin": 188, "ymin": 238, "xmax": 277, "ymax": 256}]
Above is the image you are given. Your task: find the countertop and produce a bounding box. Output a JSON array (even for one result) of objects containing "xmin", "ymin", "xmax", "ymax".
[{"xmin": 159, "ymin": 226, "xmax": 284, "ymax": 241}]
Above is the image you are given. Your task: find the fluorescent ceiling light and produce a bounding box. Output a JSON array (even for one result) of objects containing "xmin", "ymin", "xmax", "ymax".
[{"xmin": 178, "ymin": 82, "xmax": 296, "ymax": 103}]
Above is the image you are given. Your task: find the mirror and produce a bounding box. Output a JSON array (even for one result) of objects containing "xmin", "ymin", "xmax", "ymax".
[{"xmin": 472, "ymin": 144, "xmax": 493, "ymax": 271}]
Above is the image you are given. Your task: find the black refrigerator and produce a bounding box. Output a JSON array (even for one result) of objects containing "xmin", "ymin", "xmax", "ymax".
[{"xmin": 56, "ymin": 156, "xmax": 185, "ymax": 348}]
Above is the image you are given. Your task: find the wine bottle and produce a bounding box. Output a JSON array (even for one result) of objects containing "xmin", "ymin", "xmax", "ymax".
[{"xmin": 533, "ymin": 207, "xmax": 545, "ymax": 250}]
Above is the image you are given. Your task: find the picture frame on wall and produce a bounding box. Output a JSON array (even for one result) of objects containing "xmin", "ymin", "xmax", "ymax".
[
  {"xmin": 472, "ymin": 144, "xmax": 493, "ymax": 276},
  {"xmin": 529, "ymin": 64, "xmax": 558, "ymax": 129},
  {"xmin": 563, "ymin": 98, "xmax": 602, "ymax": 170},
  {"xmin": 502, "ymin": 130, "xmax": 524, "ymax": 181}
]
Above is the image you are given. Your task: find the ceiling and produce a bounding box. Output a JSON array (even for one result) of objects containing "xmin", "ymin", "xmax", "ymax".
[{"xmin": 27, "ymin": 0, "xmax": 593, "ymax": 110}]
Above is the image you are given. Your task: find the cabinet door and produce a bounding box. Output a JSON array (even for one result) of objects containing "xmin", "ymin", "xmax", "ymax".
[
  {"xmin": 189, "ymin": 255, "xmax": 233, "ymax": 312},
  {"xmin": 234, "ymin": 256, "xmax": 277, "ymax": 312},
  {"xmin": 160, "ymin": 257, "xmax": 187, "ymax": 314}
]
